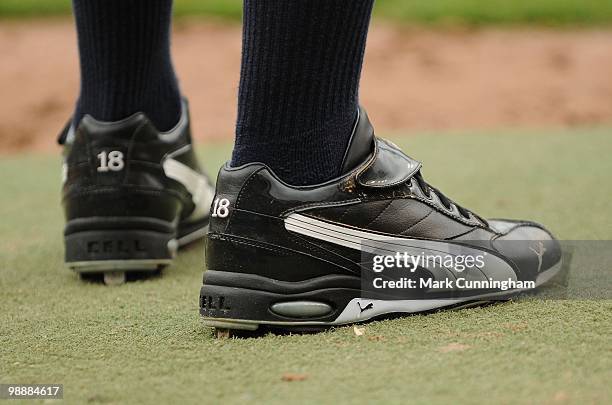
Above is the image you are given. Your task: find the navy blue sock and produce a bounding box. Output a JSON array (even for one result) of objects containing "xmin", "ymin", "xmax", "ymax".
[
  {"xmin": 72, "ymin": 0, "xmax": 181, "ymax": 131},
  {"xmin": 232, "ymin": 0, "xmax": 374, "ymax": 185}
]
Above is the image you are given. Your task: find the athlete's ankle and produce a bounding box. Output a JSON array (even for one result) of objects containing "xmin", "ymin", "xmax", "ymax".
[{"xmin": 231, "ymin": 108, "xmax": 358, "ymax": 185}]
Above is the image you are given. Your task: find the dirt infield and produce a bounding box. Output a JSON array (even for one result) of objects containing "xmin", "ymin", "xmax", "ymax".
[{"xmin": 1, "ymin": 19, "xmax": 612, "ymax": 153}]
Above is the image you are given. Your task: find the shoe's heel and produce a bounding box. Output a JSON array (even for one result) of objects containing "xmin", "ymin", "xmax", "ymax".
[
  {"xmin": 200, "ymin": 270, "xmax": 361, "ymax": 334},
  {"xmin": 64, "ymin": 217, "xmax": 178, "ymax": 284}
]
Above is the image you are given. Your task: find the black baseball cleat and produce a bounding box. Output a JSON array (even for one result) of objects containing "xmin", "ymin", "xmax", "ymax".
[
  {"xmin": 200, "ymin": 107, "xmax": 562, "ymax": 333},
  {"xmin": 60, "ymin": 100, "xmax": 214, "ymax": 285}
]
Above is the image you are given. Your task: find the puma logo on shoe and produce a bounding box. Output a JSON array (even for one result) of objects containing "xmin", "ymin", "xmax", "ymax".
[
  {"xmin": 529, "ymin": 241, "xmax": 546, "ymax": 273},
  {"xmin": 163, "ymin": 150, "xmax": 214, "ymax": 221},
  {"xmin": 357, "ymin": 301, "xmax": 374, "ymax": 313}
]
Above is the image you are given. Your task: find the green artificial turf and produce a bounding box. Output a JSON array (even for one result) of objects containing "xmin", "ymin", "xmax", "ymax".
[
  {"xmin": 3, "ymin": 0, "xmax": 612, "ymax": 26},
  {"xmin": 1, "ymin": 128, "xmax": 611, "ymax": 404}
]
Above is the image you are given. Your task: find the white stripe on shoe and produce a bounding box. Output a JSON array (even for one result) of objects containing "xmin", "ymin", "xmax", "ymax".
[{"xmin": 163, "ymin": 157, "xmax": 214, "ymax": 222}]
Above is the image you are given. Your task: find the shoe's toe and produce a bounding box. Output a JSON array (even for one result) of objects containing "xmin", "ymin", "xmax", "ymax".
[{"xmin": 488, "ymin": 219, "xmax": 562, "ymax": 285}]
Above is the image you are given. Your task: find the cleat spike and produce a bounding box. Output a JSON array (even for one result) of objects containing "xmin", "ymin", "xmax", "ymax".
[
  {"xmin": 103, "ymin": 271, "xmax": 126, "ymax": 286},
  {"xmin": 215, "ymin": 328, "xmax": 233, "ymax": 339}
]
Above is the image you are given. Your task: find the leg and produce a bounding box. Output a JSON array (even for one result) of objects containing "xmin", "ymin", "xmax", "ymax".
[
  {"xmin": 72, "ymin": 0, "xmax": 181, "ymax": 131},
  {"xmin": 232, "ymin": 0, "xmax": 375, "ymax": 185}
]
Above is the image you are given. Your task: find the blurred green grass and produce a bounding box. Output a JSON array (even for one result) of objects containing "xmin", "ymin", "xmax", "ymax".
[
  {"xmin": 2, "ymin": 0, "xmax": 612, "ymax": 26},
  {"xmin": 1, "ymin": 129, "xmax": 611, "ymax": 404}
]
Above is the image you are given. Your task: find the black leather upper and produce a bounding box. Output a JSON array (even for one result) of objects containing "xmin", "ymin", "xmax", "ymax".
[{"xmin": 206, "ymin": 107, "xmax": 561, "ymax": 283}]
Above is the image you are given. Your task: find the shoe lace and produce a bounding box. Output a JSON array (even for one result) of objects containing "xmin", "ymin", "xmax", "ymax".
[{"xmin": 413, "ymin": 172, "xmax": 473, "ymax": 220}]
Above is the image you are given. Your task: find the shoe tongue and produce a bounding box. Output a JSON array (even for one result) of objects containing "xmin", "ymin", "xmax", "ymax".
[{"xmin": 340, "ymin": 107, "xmax": 375, "ymax": 174}]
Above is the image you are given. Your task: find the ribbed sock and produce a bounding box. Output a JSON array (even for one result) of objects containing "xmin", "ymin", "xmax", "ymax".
[
  {"xmin": 72, "ymin": 0, "xmax": 181, "ymax": 131},
  {"xmin": 232, "ymin": 0, "xmax": 374, "ymax": 185}
]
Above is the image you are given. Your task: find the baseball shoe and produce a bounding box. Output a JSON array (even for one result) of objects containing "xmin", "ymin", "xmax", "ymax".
[
  {"xmin": 60, "ymin": 100, "xmax": 214, "ymax": 285},
  {"xmin": 200, "ymin": 107, "xmax": 562, "ymax": 333}
]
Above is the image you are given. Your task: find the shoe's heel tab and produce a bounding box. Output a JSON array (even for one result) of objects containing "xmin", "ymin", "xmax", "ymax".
[
  {"xmin": 77, "ymin": 113, "xmax": 154, "ymax": 143},
  {"xmin": 214, "ymin": 163, "xmax": 263, "ymax": 196},
  {"xmin": 59, "ymin": 112, "xmax": 160, "ymax": 152},
  {"xmin": 72, "ymin": 102, "xmax": 192, "ymax": 149}
]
